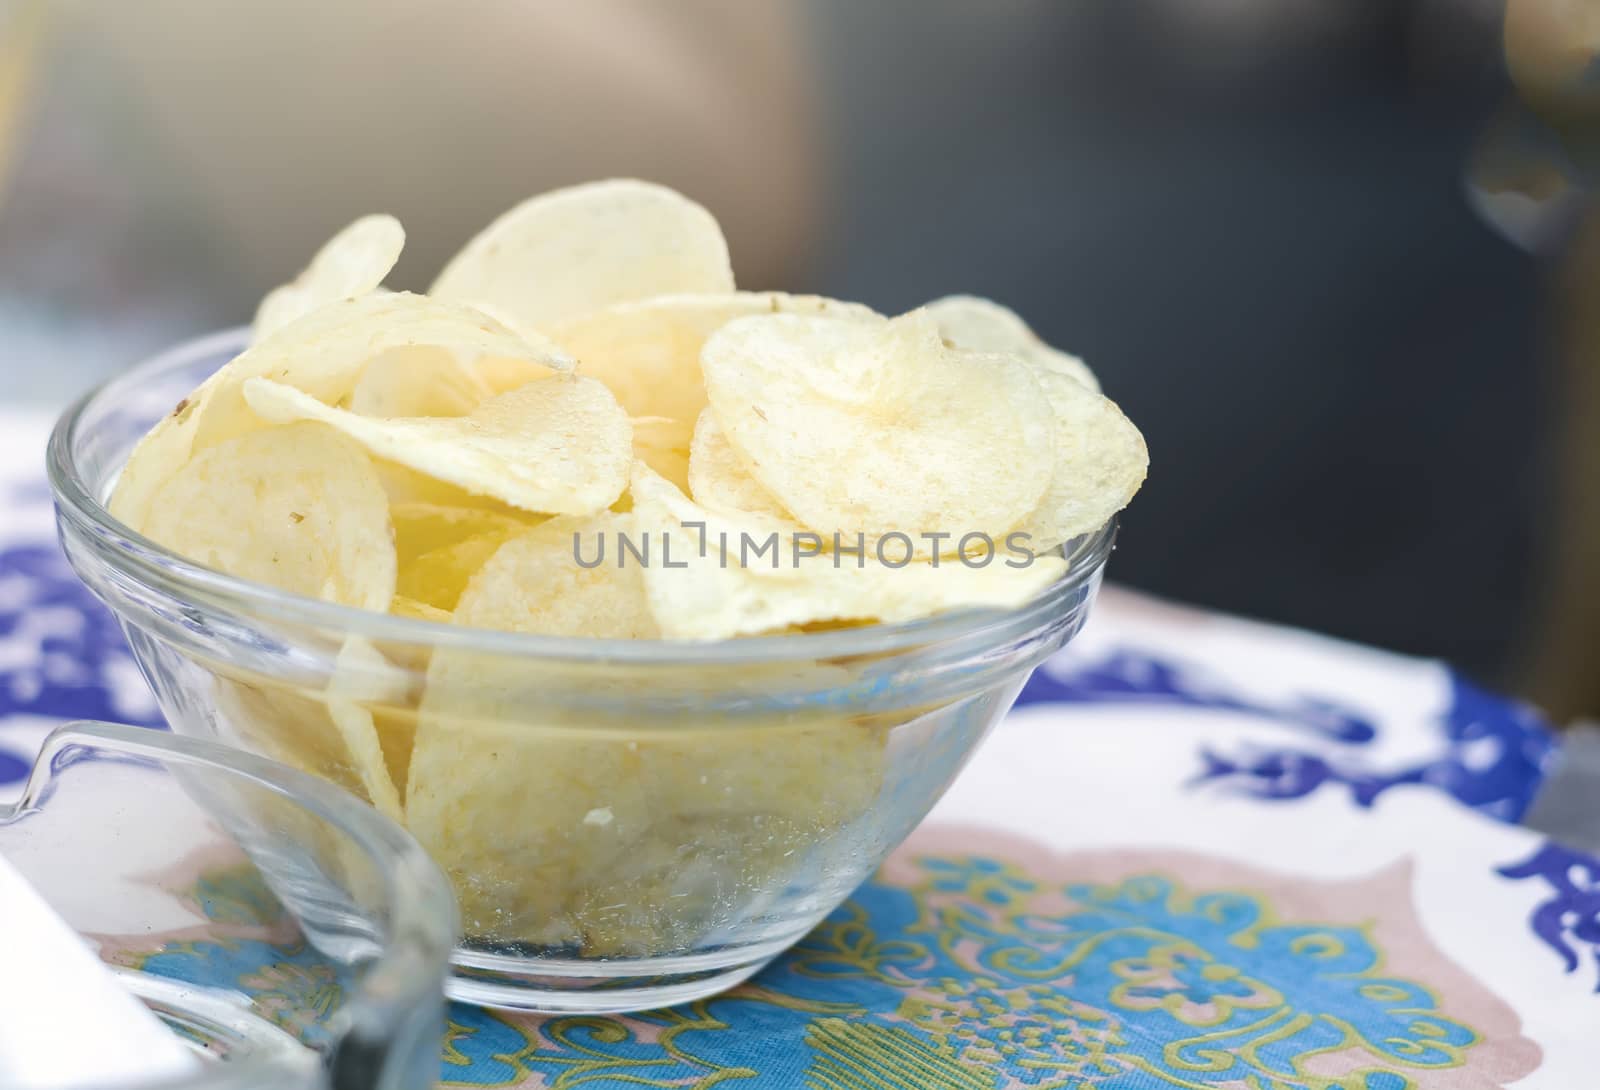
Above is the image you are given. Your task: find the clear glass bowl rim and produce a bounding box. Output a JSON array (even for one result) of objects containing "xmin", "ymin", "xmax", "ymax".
[
  {"xmin": 1, "ymin": 719, "xmax": 457, "ymax": 1090},
  {"xmin": 48, "ymin": 327, "xmax": 1116, "ymax": 666}
]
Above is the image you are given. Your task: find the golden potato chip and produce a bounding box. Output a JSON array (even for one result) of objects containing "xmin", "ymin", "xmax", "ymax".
[
  {"xmin": 379, "ymin": 460, "xmax": 556, "ymax": 515},
  {"xmin": 919, "ymin": 296, "xmax": 1145, "ymax": 548},
  {"xmin": 109, "ymin": 378, "xmax": 216, "ymax": 532},
  {"xmin": 214, "ymin": 678, "xmax": 389, "ymax": 811},
  {"xmin": 631, "ymin": 465, "xmax": 1068, "ymax": 640},
  {"xmin": 118, "ymin": 296, "xmax": 521, "ymax": 531},
  {"xmin": 451, "ymin": 512, "xmax": 658, "ymax": 639},
  {"xmin": 1017, "ymin": 366, "xmax": 1148, "ymax": 552},
  {"xmin": 547, "ymin": 291, "xmax": 876, "ymax": 429},
  {"xmin": 431, "ymin": 179, "xmax": 735, "ymax": 331},
  {"xmin": 241, "ymin": 374, "xmax": 632, "ymax": 516},
  {"xmin": 700, "ymin": 310, "xmax": 1055, "ymax": 553},
  {"xmin": 626, "ymin": 415, "xmax": 694, "ymax": 498},
  {"xmin": 396, "ymin": 531, "xmax": 523, "ymax": 613},
  {"xmin": 141, "ymin": 422, "xmax": 396, "ymax": 611},
  {"xmin": 390, "ymin": 595, "xmax": 453, "ymax": 623},
  {"xmin": 390, "ymin": 502, "xmax": 536, "ymax": 561},
  {"xmin": 687, "ymin": 408, "xmax": 792, "ymax": 521},
  {"xmin": 345, "ymin": 346, "xmax": 492, "ymax": 418},
  {"xmin": 324, "ymin": 636, "xmax": 409, "ymax": 823},
  {"xmin": 252, "ymin": 214, "xmax": 405, "ymax": 343},
  {"xmin": 406, "ymin": 511, "xmax": 886, "ymax": 949},
  {"xmin": 923, "ymin": 294, "xmax": 1100, "ymax": 393},
  {"xmin": 195, "ymin": 292, "xmax": 572, "ymax": 453},
  {"xmin": 405, "ymin": 511, "xmax": 656, "ymax": 940},
  {"xmin": 552, "ymin": 716, "xmax": 888, "ymax": 957}
]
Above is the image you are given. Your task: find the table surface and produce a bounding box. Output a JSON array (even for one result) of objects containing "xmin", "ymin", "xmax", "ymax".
[{"xmin": 1, "ymin": 407, "xmax": 1596, "ymax": 1089}]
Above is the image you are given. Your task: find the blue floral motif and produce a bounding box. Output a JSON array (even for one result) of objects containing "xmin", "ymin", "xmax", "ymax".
[
  {"xmin": 1018, "ymin": 648, "xmax": 1377, "ymax": 743},
  {"xmin": 132, "ymin": 866, "xmax": 352, "ymax": 1048},
  {"xmin": 441, "ymin": 1006, "xmax": 531, "ymax": 1086},
  {"xmin": 1497, "ymin": 842, "xmax": 1600, "ymax": 993},
  {"xmin": 454, "ymin": 856, "xmax": 1497, "ymax": 1090},
  {"xmin": 1195, "ymin": 674, "xmax": 1556, "ymax": 823},
  {"xmin": 0, "ymin": 542, "xmax": 160, "ymax": 727},
  {"xmin": 112, "ymin": 853, "xmax": 1528, "ymax": 1088}
]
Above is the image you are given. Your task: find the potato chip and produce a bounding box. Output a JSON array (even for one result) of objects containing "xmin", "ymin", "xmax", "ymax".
[
  {"xmin": 548, "ymin": 291, "xmax": 876, "ymax": 429},
  {"xmin": 214, "ymin": 678, "xmax": 390, "ymax": 811},
  {"xmin": 197, "ymin": 292, "xmax": 572, "ymax": 452},
  {"xmin": 431, "ymin": 179, "xmax": 735, "ymax": 331},
  {"xmin": 390, "ymin": 595, "xmax": 453, "ymax": 623},
  {"xmin": 626, "ymin": 415, "xmax": 694, "ymax": 498},
  {"xmin": 405, "ymin": 511, "xmax": 886, "ymax": 949},
  {"xmin": 112, "ymin": 294, "xmax": 573, "ymax": 531},
  {"xmin": 631, "ymin": 465, "xmax": 1068, "ymax": 640},
  {"xmin": 687, "ymin": 409, "xmax": 792, "ymax": 521},
  {"xmin": 109, "ymin": 378, "xmax": 216, "ymax": 533},
  {"xmin": 405, "ymin": 511, "xmax": 657, "ymax": 939},
  {"xmin": 141, "ymin": 422, "xmax": 396, "ymax": 612},
  {"xmin": 552, "ymin": 715, "xmax": 887, "ymax": 957},
  {"xmin": 390, "ymin": 502, "xmax": 536, "ymax": 561},
  {"xmin": 241, "ymin": 373, "xmax": 632, "ymax": 516},
  {"xmin": 453, "ymin": 303, "xmax": 578, "ymax": 393},
  {"xmin": 252, "ymin": 214, "xmax": 405, "ymax": 343},
  {"xmin": 451, "ymin": 512, "xmax": 658, "ymax": 639},
  {"xmin": 700, "ymin": 310, "xmax": 1055, "ymax": 552},
  {"xmin": 396, "ymin": 531, "xmax": 523, "ymax": 613},
  {"xmin": 923, "ymin": 294, "xmax": 1100, "ymax": 393},
  {"xmin": 1016, "ymin": 367, "xmax": 1148, "ymax": 552},
  {"xmin": 324, "ymin": 636, "xmax": 410, "ymax": 822},
  {"xmin": 345, "ymin": 346, "xmax": 492, "ymax": 418}
]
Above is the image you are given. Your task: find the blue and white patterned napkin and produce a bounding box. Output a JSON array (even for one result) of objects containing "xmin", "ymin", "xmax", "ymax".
[{"xmin": 2, "ymin": 407, "xmax": 1595, "ymax": 1089}]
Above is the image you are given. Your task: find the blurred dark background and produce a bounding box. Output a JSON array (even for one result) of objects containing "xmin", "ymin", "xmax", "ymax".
[{"xmin": 2, "ymin": 0, "xmax": 1596, "ymax": 716}]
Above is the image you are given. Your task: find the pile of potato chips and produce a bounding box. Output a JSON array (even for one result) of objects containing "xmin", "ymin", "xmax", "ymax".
[{"xmin": 109, "ymin": 180, "xmax": 1147, "ymax": 952}]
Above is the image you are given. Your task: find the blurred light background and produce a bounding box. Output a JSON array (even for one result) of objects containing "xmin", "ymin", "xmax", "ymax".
[{"xmin": 1, "ymin": 0, "xmax": 1596, "ymax": 718}]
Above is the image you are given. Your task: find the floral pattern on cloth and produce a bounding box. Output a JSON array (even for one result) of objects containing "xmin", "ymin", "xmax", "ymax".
[
  {"xmin": 1023, "ymin": 650, "xmax": 1555, "ymax": 825},
  {"xmin": 424, "ymin": 828, "xmax": 1539, "ymax": 1089},
  {"xmin": 103, "ymin": 859, "xmax": 353, "ymax": 1050}
]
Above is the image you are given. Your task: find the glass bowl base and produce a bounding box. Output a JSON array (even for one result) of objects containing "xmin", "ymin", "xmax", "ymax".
[{"xmin": 446, "ymin": 936, "xmax": 797, "ymax": 1013}]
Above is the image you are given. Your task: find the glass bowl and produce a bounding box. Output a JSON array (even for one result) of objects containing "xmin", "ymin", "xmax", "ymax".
[
  {"xmin": 49, "ymin": 329, "xmax": 1114, "ymax": 1013},
  {"xmin": 0, "ymin": 719, "xmax": 455, "ymax": 1090}
]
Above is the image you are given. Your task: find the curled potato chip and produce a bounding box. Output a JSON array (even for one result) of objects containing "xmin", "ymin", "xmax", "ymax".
[
  {"xmin": 688, "ymin": 409, "xmax": 792, "ymax": 521},
  {"xmin": 549, "ymin": 291, "xmax": 876, "ymax": 430},
  {"xmin": 923, "ymin": 294, "xmax": 1100, "ymax": 393},
  {"xmin": 252, "ymin": 214, "xmax": 405, "ymax": 343},
  {"xmin": 346, "ymin": 346, "xmax": 492, "ymax": 418},
  {"xmin": 920, "ymin": 296, "xmax": 1145, "ymax": 548},
  {"xmin": 431, "ymin": 179, "xmax": 735, "ymax": 331},
  {"xmin": 116, "ymin": 294, "xmax": 535, "ymax": 531},
  {"xmin": 701, "ymin": 311, "xmax": 1055, "ymax": 552},
  {"xmin": 242, "ymin": 374, "xmax": 632, "ymax": 516},
  {"xmin": 141, "ymin": 422, "xmax": 396, "ymax": 611},
  {"xmin": 631, "ymin": 465, "xmax": 1067, "ymax": 640},
  {"xmin": 1017, "ymin": 367, "xmax": 1148, "ymax": 552},
  {"xmin": 198, "ymin": 292, "xmax": 572, "ymax": 452}
]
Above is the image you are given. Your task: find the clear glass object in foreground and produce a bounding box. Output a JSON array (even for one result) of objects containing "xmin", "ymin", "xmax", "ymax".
[
  {"xmin": 0, "ymin": 720, "xmax": 455, "ymax": 1090},
  {"xmin": 49, "ymin": 330, "xmax": 1113, "ymax": 1013}
]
